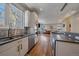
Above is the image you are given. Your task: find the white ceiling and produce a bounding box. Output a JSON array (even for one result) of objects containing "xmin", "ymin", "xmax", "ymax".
[{"xmin": 26, "ymin": 3, "xmax": 79, "ymax": 24}]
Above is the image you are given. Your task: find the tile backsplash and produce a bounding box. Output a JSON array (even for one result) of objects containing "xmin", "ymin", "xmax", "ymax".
[
  {"xmin": 8, "ymin": 29, "xmax": 24, "ymax": 37},
  {"xmin": 0, "ymin": 29, "xmax": 8, "ymax": 38},
  {"xmin": 0, "ymin": 29, "xmax": 24, "ymax": 38}
]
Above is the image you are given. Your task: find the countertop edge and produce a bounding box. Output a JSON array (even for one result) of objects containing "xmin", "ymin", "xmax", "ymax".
[
  {"xmin": 0, "ymin": 34, "xmax": 36, "ymax": 46},
  {"xmin": 56, "ymin": 40, "xmax": 79, "ymax": 44}
]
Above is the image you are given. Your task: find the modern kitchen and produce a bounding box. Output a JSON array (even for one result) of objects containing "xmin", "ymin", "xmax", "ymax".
[
  {"xmin": 0, "ymin": 3, "xmax": 79, "ymax": 56},
  {"xmin": 0, "ymin": 3, "xmax": 39, "ymax": 56}
]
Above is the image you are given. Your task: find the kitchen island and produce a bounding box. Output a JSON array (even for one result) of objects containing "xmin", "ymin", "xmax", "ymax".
[{"xmin": 50, "ymin": 32, "xmax": 79, "ymax": 56}]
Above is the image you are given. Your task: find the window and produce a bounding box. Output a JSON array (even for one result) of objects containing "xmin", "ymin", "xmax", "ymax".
[
  {"xmin": 10, "ymin": 4, "xmax": 24, "ymax": 29},
  {"xmin": 0, "ymin": 3, "xmax": 5, "ymax": 27}
]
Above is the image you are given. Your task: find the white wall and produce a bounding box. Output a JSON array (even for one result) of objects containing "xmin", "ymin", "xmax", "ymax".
[
  {"xmin": 71, "ymin": 13, "xmax": 79, "ymax": 33},
  {"xmin": 44, "ymin": 24, "xmax": 58, "ymax": 32},
  {"xmin": 48, "ymin": 23, "xmax": 64, "ymax": 32},
  {"xmin": 45, "ymin": 25, "xmax": 52, "ymax": 31}
]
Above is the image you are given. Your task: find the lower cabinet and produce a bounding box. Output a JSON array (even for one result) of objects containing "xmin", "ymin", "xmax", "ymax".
[
  {"xmin": 0, "ymin": 47, "xmax": 19, "ymax": 56},
  {"xmin": 0, "ymin": 37, "xmax": 28, "ymax": 56},
  {"xmin": 55, "ymin": 41, "xmax": 79, "ymax": 56},
  {"xmin": 20, "ymin": 37, "xmax": 28, "ymax": 56}
]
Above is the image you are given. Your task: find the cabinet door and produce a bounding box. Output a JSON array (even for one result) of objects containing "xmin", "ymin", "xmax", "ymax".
[
  {"xmin": 25, "ymin": 11, "xmax": 29, "ymax": 27},
  {"xmin": 56, "ymin": 41, "xmax": 79, "ymax": 56},
  {"xmin": 0, "ymin": 46, "xmax": 18, "ymax": 56},
  {"xmin": 20, "ymin": 37, "xmax": 28, "ymax": 56},
  {"xmin": 0, "ymin": 39, "xmax": 20, "ymax": 56}
]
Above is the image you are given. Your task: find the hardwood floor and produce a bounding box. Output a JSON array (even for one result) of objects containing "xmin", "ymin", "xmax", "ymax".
[{"xmin": 26, "ymin": 34, "xmax": 53, "ymax": 56}]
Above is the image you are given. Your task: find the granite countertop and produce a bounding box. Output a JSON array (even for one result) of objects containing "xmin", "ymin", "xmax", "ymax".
[
  {"xmin": 52, "ymin": 33, "xmax": 79, "ymax": 44},
  {"xmin": 0, "ymin": 34, "xmax": 36, "ymax": 46}
]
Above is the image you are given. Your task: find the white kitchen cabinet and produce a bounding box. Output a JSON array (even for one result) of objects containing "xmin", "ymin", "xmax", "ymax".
[
  {"xmin": 25, "ymin": 11, "xmax": 30, "ymax": 27},
  {"xmin": 20, "ymin": 37, "xmax": 28, "ymax": 55},
  {"xmin": 0, "ymin": 46, "xmax": 19, "ymax": 56},
  {"xmin": 28, "ymin": 12, "xmax": 38, "ymax": 27},
  {"xmin": 0, "ymin": 40, "xmax": 18, "ymax": 53},
  {"xmin": 56, "ymin": 41, "xmax": 79, "ymax": 56},
  {"xmin": 16, "ymin": 37, "xmax": 28, "ymax": 56},
  {"xmin": 0, "ymin": 37, "xmax": 28, "ymax": 56},
  {"xmin": 0, "ymin": 40, "xmax": 19, "ymax": 56}
]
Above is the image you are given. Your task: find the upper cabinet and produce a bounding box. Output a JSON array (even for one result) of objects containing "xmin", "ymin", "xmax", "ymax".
[
  {"xmin": 28, "ymin": 12, "xmax": 38, "ymax": 27},
  {"xmin": 24, "ymin": 11, "xmax": 30, "ymax": 27}
]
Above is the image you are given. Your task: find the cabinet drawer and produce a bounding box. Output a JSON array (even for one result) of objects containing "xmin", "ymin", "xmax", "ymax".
[
  {"xmin": 0, "ymin": 40, "xmax": 19, "ymax": 53},
  {"xmin": 0, "ymin": 47, "xmax": 18, "ymax": 56}
]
